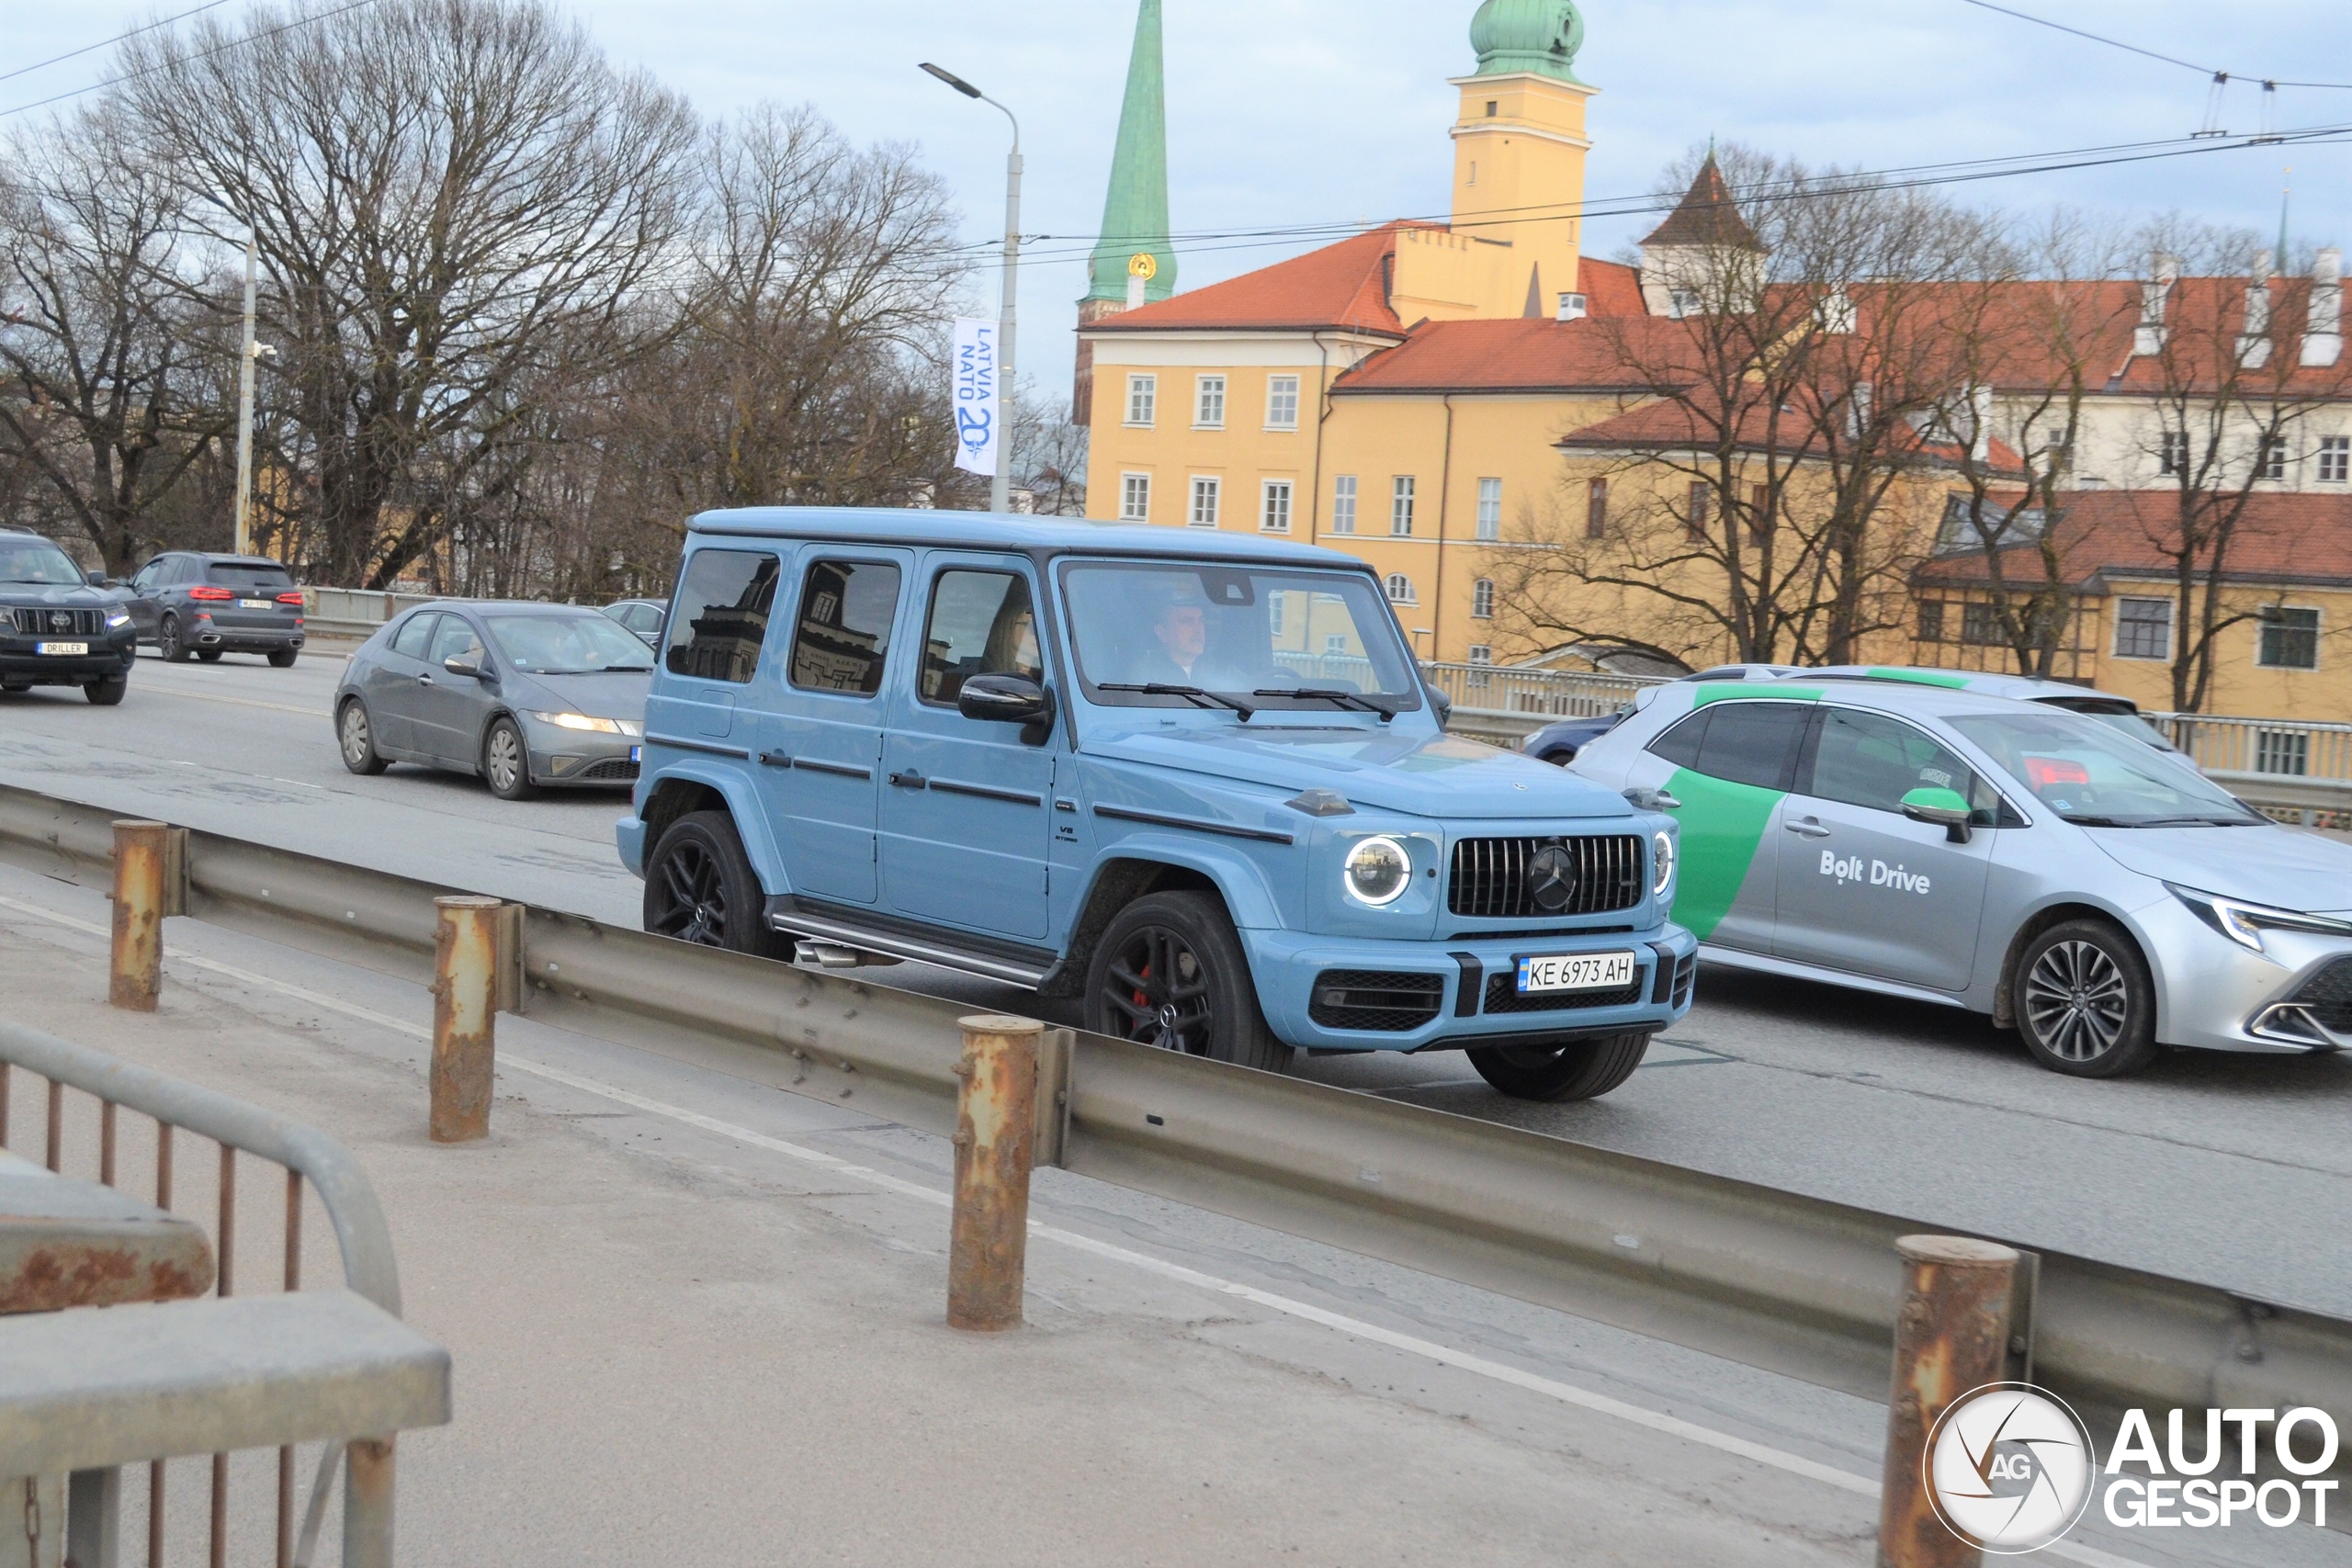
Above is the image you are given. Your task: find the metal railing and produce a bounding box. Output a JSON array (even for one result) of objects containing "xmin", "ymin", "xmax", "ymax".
[
  {"xmin": 1420, "ymin": 660, "xmax": 1658, "ymax": 721},
  {"xmin": 2152, "ymin": 712, "xmax": 2352, "ymax": 784},
  {"xmin": 298, "ymin": 589, "xmax": 444, "ymax": 640},
  {"xmin": 3, "ymin": 781, "xmax": 2345, "ymax": 1470},
  {"xmin": 0, "ymin": 1019, "xmax": 446, "ymax": 1567}
]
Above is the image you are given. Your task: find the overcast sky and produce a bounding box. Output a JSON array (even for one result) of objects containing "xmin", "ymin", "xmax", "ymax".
[{"xmin": 5, "ymin": 0, "xmax": 2348, "ymax": 404}]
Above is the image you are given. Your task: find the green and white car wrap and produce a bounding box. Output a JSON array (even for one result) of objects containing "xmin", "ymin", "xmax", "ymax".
[{"xmin": 1571, "ymin": 673, "xmax": 2352, "ymax": 1076}]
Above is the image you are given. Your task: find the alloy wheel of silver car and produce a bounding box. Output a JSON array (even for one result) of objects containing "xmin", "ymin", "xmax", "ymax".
[
  {"xmin": 483, "ymin": 718, "xmax": 534, "ymax": 800},
  {"xmin": 2022, "ymin": 940, "xmax": 2130, "ymax": 1062},
  {"xmin": 338, "ymin": 701, "xmax": 388, "ymax": 775}
]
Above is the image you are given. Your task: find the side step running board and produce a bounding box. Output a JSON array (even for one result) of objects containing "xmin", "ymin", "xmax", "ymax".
[{"xmin": 766, "ymin": 906, "xmax": 1056, "ymax": 989}]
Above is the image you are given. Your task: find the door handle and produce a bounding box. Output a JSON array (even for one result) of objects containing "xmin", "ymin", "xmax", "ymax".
[
  {"xmin": 1784, "ymin": 817, "xmax": 1831, "ymax": 838},
  {"xmin": 416, "ymin": 674, "xmax": 434, "ymax": 687},
  {"xmin": 888, "ymin": 771, "xmax": 928, "ymax": 789},
  {"xmin": 757, "ymin": 750, "xmax": 794, "ymax": 770}
]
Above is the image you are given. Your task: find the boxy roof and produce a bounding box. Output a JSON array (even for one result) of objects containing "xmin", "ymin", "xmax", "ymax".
[{"xmin": 688, "ymin": 507, "xmax": 1361, "ymax": 569}]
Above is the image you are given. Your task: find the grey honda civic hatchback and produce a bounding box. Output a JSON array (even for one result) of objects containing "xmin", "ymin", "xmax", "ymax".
[{"xmin": 334, "ymin": 602, "xmax": 651, "ymax": 798}]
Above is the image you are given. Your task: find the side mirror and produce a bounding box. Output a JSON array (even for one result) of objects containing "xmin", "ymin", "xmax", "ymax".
[
  {"xmin": 1901, "ymin": 786, "xmax": 1974, "ymax": 844},
  {"xmin": 958, "ymin": 673, "xmax": 1055, "ymax": 742},
  {"xmin": 85, "ymin": 570, "xmax": 107, "ymax": 587},
  {"xmin": 1425, "ymin": 683, "xmax": 1453, "ymax": 726},
  {"xmin": 443, "ymin": 657, "xmax": 482, "ymax": 679}
]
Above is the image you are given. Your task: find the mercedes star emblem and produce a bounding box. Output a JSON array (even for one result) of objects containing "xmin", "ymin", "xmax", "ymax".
[{"xmin": 1526, "ymin": 845, "xmax": 1577, "ymax": 913}]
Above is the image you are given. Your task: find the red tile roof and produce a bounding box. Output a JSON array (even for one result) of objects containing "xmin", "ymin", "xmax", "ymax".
[
  {"xmin": 1333, "ymin": 315, "xmax": 1682, "ymax": 394},
  {"xmin": 1083, "ymin": 221, "xmax": 1439, "ymax": 337},
  {"xmin": 1556, "ymin": 386, "xmax": 2028, "ymax": 474},
  {"xmin": 1639, "ymin": 156, "xmax": 1762, "ymax": 252},
  {"xmin": 1916, "ymin": 490, "xmax": 2352, "ymax": 590},
  {"xmin": 1577, "ymin": 256, "xmax": 1648, "ymax": 318}
]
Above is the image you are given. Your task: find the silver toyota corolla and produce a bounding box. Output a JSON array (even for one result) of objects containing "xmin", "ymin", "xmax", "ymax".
[{"xmin": 1570, "ymin": 672, "xmax": 2352, "ymax": 1077}]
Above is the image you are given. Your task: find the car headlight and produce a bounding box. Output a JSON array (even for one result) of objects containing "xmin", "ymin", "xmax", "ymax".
[
  {"xmin": 1342, "ymin": 836, "xmax": 1412, "ymax": 907},
  {"xmin": 105, "ymin": 610, "xmax": 130, "ymax": 628},
  {"xmin": 2166, "ymin": 883, "xmax": 2352, "ymax": 955},
  {"xmin": 1652, "ymin": 829, "xmax": 1676, "ymax": 898},
  {"xmin": 530, "ymin": 711, "xmax": 642, "ymax": 738}
]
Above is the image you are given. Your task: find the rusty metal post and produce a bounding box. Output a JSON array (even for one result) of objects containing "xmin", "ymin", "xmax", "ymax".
[
  {"xmin": 1879, "ymin": 1235, "xmax": 2019, "ymax": 1568},
  {"xmin": 429, "ymin": 896, "xmax": 503, "ymax": 1144},
  {"xmin": 109, "ymin": 819, "xmax": 172, "ymax": 1010},
  {"xmin": 947, "ymin": 1014, "xmax": 1041, "ymax": 1332}
]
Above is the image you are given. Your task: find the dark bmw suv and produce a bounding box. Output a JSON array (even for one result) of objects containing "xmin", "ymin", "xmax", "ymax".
[
  {"xmin": 0, "ymin": 527, "xmax": 135, "ymax": 704},
  {"xmin": 122, "ymin": 551, "xmax": 307, "ymax": 665}
]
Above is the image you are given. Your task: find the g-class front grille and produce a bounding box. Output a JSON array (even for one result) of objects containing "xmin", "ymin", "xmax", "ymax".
[
  {"xmin": 11, "ymin": 607, "xmax": 104, "ymax": 637},
  {"xmin": 1309, "ymin": 969, "xmax": 1445, "ymax": 1032},
  {"xmin": 1448, "ymin": 834, "xmax": 1644, "ymax": 920}
]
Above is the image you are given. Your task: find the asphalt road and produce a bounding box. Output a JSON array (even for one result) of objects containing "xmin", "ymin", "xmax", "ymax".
[{"xmin": 6, "ymin": 646, "xmax": 2351, "ymax": 1325}]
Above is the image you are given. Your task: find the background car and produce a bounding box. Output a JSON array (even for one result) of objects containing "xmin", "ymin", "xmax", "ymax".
[
  {"xmin": 0, "ymin": 526, "xmax": 135, "ymax": 704},
  {"xmin": 603, "ymin": 597, "xmax": 667, "ymax": 645},
  {"xmin": 1810, "ymin": 665, "xmax": 2184, "ymax": 756},
  {"xmin": 1524, "ymin": 664, "xmax": 1803, "ymax": 764},
  {"xmin": 334, "ymin": 602, "xmax": 652, "ymax": 798},
  {"xmin": 1569, "ymin": 671, "xmax": 2352, "ymax": 1077},
  {"xmin": 121, "ymin": 551, "xmax": 306, "ymax": 665}
]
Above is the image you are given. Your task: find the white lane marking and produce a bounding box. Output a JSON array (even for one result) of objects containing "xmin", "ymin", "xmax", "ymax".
[
  {"xmin": 127, "ymin": 681, "xmax": 327, "ymax": 718},
  {"xmin": 0, "ymin": 892, "xmax": 2151, "ymax": 1566}
]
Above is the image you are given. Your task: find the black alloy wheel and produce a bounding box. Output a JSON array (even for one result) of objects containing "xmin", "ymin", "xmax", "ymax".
[
  {"xmin": 482, "ymin": 716, "xmax": 537, "ymax": 800},
  {"xmin": 85, "ymin": 676, "xmax": 128, "ymax": 707},
  {"xmin": 338, "ymin": 700, "xmax": 388, "ymax": 775},
  {"xmin": 1466, "ymin": 1032, "xmax": 1651, "ymax": 1101},
  {"xmin": 642, "ymin": 811, "xmax": 787, "ymax": 958},
  {"xmin": 157, "ymin": 614, "xmax": 189, "ymax": 662},
  {"xmin": 1084, "ymin": 891, "xmax": 1289, "ymax": 1073},
  {"xmin": 2014, "ymin": 919, "xmax": 2158, "ymax": 1077}
]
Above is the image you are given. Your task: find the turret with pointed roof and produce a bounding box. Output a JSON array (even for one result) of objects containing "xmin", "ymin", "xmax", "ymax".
[
  {"xmin": 1073, "ymin": 0, "xmax": 1177, "ymax": 423},
  {"xmin": 1637, "ymin": 152, "xmax": 1764, "ymax": 318}
]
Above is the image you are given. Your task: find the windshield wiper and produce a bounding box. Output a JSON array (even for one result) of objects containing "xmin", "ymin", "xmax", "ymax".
[
  {"xmin": 1254, "ymin": 686, "xmax": 1397, "ymax": 720},
  {"xmin": 1097, "ymin": 682, "xmax": 1255, "ymax": 719},
  {"xmin": 2056, "ymin": 813, "xmax": 2133, "ymax": 827},
  {"xmin": 599, "ymin": 664, "xmax": 654, "ymax": 672}
]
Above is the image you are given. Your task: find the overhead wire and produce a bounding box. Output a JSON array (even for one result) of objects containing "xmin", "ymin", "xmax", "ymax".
[
  {"xmin": 0, "ymin": 0, "xmax": 385, "ymax": 118},
  {"xmin": 1953, "ymin": 0, "xmax": 2352, "ymax": 91},
  {"xmin": 0, "ymin": 0, "xmax": 233, "ymax": 86}
]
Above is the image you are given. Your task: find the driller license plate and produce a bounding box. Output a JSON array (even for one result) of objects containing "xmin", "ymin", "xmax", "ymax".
[
  {"xmin": 1516, "ymin": 950, "xmax": 1637, "ymax": 994},
  {"xmin": 36, "ymin": 641, "xmax": 88, "ymax": 656}
]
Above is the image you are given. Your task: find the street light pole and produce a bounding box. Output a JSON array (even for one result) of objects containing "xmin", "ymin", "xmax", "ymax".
[
  {"xmin": 232, "ymin": 228, "xmax": 258, "ymax": 557},
  {"xmin": 922, "ymin": 63, "xmax": 1021, "ymax": 514}
]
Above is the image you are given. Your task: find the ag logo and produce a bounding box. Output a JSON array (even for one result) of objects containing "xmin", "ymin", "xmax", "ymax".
[{"xmin": 1926, "ymin": 1382, "xmax": 2096, "ymax": 1553}]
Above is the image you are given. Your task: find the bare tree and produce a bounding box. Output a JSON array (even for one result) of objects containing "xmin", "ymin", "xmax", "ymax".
[
  {"xmin": 120, "ymin": 0, "xmax": 698, "ymax": 588},
  {"xmin": 0, "ymin": 100, "xmax": 233, "ymax": 576}
]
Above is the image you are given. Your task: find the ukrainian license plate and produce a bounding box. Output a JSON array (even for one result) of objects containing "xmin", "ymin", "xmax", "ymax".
[
  {"xmin": 35, "ymin": 641, "xmax": 88, "ymax": 656},
  {"xmin": 240, "ymin": 598, "xmax": 273, "ymax": 609},
  {"xmin": 1516, "ymin": 950, "xmax": 1637, "ymax": 994},
  {"xmin": 629, "ymin": 745, "xmax": 641, "ymax": 763}
]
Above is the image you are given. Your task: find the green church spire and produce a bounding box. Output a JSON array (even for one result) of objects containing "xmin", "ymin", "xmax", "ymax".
[{"xmin": 1086, "ymin": 0, "xmax": 1175, "ymax": 306}]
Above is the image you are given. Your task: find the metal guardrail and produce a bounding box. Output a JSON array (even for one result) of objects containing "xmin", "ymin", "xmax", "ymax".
[
  {"xmin": 0, "ymin": 1017, "xmax": 447, "ymax": 1567},
  {"xmin": 298, "ymin": 589, "xmax": 444, "ymax": 640},
  {"xmin": 2, "ymin": 780, "xmax": 2346, "ymax": 1466}
]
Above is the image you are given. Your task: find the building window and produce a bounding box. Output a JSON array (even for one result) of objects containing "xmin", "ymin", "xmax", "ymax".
[
  {"xmin": 1261, "ymin": 479, "xmax": 1293, "ymax": 533},
  {"xmin": 2112, "ymin": 596, "xmax": 2171, "ymax": 660},
  {"xmin": 1391, "ymin": 476, "xmax": 1416, "ymax": 536},
  {"xmin": 2321, "ymin": 435, "xmax": 2350, "ymax": 484},
  {"xmin": 1474, "ymin": 477, "xmax": 1502, "ymax": 540},
  {"xmin": 1961, "ymin": 601, "xmax": 1999, "ymax": 646},
  {"xmin": 2159, "ymin": 430, "xmax": 2188, "ymax": 476},
  {"xmin": 1467, "ymin": 645, "xmax": 1492, "ymax": 664},
  {"xmin": 1120, "ymin": 473, "xmax": 1151, "ymax": 523},
  {"xmin": 1917, "ymin": 600, "xmax": 1945, "ymax": 643},
  {"xmin": 1584, "ymin": 478, "xmax": 1608, "ymax": 539},
  {"xmin": 1269, "ymin": 594, "xmax": 1284, "ymax": 637},
  {"xmin": 1194, "ymin": 375, "xmax": 1226, "ymax": 429},
  {"xmin": 1331, "ymin": 475, "xmax": 1358, "ymax": 535},
  {"xmin": 1265, "ymin": 375, "xmax": 1300, "ymax": 431},
  {"xmin": 2257, "ymin": 434, "xmax": 2287, "ymax": 481},
  {"xmin": 1748, "ymin": 482, "xmax": 1771, "ymax": 545},
  {"xmin": 1687, "ymin": 481, "xmax": 1710, "ymax": 540},
  {"xmin": 1189, "ymin": 476, "xmax": 1221, "ymax": 528},
  {"xmin": 1324, "ymin": 633, "xmax": 1349, "ymax": 656},
  {"xmin": 1125, "ymin": 375, "xmax": 1156, "ymax": 427},
  {"xmin": 2256, "ymin": 606, "xmax": 2320, "ymax": 670},
  {"xmin": 1485, "ymin": 99, "xmax": 1498, "ymax": 118},
  {"xmin": 1384, "ymin": 573, "xmax": 1417, "ymax": 605},
  {"xmin": 1471, "ymin": 579, "xmax": 1494, "ymax": 619}
]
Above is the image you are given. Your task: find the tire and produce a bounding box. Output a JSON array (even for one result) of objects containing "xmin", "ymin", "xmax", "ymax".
[
  {"xmin": 1084, "ymin": 891, "xmax": 1290, "ymax": 1073},
  {"xmin": 157, "ymin": 614, "xmax": 190, "ymax": 662},
  {"xmin": 337, "ymin": 699, "xmax": 389, "ymax": 775},
  {"xmin": 1466, "ymin": 1031, "xmax": 1651, "ymax": 1101},
  {"xmin": 267, "ymin": 649, "xmax": 299, "ymax": 669},
  {"xmin": 643, "ymin": 810, "xmax": 789, "ymax": 957},
  {"xmin": 197, "ymin": 648, "xmax": 222, "ymax": 662},
  {"xmin": 84, "ymin": 676, "xmax": 128, "ymax": 706},
  {"xmin": 482, "ymin": 716, "xmax": 537, "ymax": 800},
  {"xmin": 2013, "ymin": 919, "xmax": 2159, "ymax": 1077}
]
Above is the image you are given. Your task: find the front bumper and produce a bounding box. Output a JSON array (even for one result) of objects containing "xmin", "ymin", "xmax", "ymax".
[
  {"xmin": 524, "ymin": 727, "xmax": 641, "ymax": 789},
  {"xmin": 0, "ymin": 634, "xmax": 136, "ymax": 685},
  {"xmin": 1245, "ymin": 922, "xmax": 1698, "ymax": 1054},
  {"xmin": 2139, "ymin": 897, "xmax": 2352, "ymax": 1053}
]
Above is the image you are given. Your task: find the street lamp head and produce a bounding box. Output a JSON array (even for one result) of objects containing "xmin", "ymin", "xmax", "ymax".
[{"xmin": 919, "ymin": 62, "xmax": 983, "ymax": 99}]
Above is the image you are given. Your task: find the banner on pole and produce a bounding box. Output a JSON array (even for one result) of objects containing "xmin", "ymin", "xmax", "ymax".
[{"xmin": 951, "ymin": 319, "xmax": 1000, "ymax": 479}]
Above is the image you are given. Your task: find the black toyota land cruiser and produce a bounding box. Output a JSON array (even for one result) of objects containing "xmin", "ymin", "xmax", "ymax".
[{"xmin": 0, "ymin": 527, "xmax": 134, "ymax": 705}]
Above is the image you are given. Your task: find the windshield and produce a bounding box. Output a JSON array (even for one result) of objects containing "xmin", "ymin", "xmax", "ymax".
[
  {"xmin": 1947, "ymin": 711, "xmax": 2260, "ymax": 827},
  {"xmin": 483, "ymin": 612, "xmax": 655, "ymax": 675},
  {"xmin": 206, "ymin": 562, "xmax": 295, "ymax": 590},
  {"xmin": 1060, "ymin": 562, "xmax": 1420, "ymax": 714},
  {"xmin": 0, "ymin": 537, "xmax": 86, "ymax": 586}
]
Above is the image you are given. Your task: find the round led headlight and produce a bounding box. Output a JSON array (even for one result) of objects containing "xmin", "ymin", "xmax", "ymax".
[
  {"xmin": 1342, "ymin": 835, "xmax": 1412, "ymax": 907},
  {"xmin": 1651, "ymin": 829, "xmax": 1676, "ymax": 898}
]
